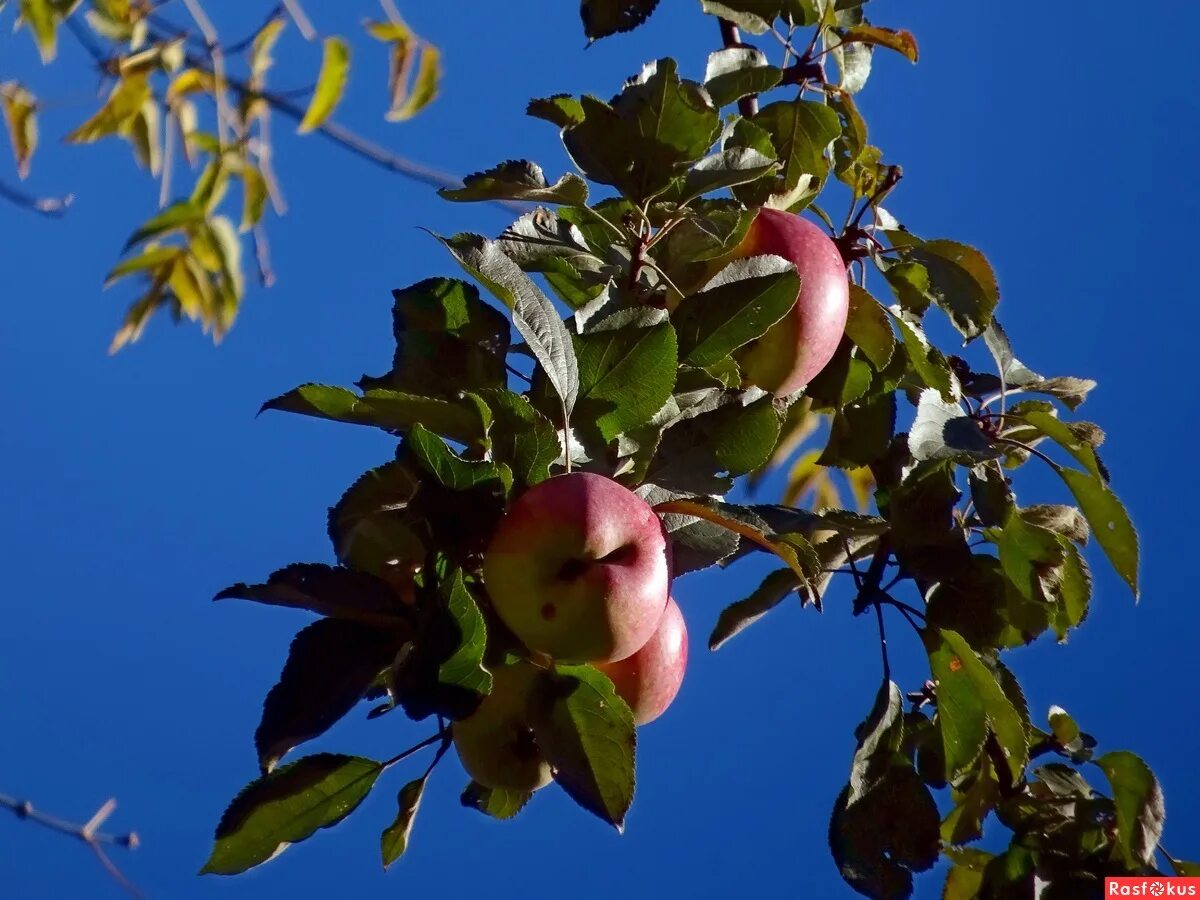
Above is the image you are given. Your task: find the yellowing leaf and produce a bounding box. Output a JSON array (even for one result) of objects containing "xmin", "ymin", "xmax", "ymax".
[
  {"xmin": 66, "ymin": 74, "xmax": 151, "ymax": 144},
  {"xmin": 298, "ymin": 37, "xmax": 350, "ymax": 133},
  {"xmin": 1, "ymin": 82, "xmax": 38, "ymax": 179}
]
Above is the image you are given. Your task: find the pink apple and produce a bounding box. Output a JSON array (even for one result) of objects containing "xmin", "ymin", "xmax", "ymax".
[
  {"xmin": 730, "ymin": 208, "xmax": 850, "ymax": 396},
  {"xmin": 483, "ymin": 472, "xmax": 671, "ymax": 664},
  {"xmin": 597, "ymin": 596, "xmax": 687, "ymax": 725}
]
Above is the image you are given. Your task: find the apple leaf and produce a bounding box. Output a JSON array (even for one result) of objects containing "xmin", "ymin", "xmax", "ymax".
[
  {"xmin": 1056, "ymin": 468, "xmax": 1138, "ymax": 599},
  {"xmin": 639, "ymin": 485, "xmax": 741, "ymax": 575},
  {"xmin": 901, "ymin": 240, "xmax": 999, "ymax": 341},
  {"xmin": 925, "ymin": 629, "xmax": 1028, "ymax": 785},
  {"xmin": 1095, "ymin": 751, "xmax": 1165, "ymax": 868},
  {"xmin": 750, "ymin": 99, "xmax": 840, "ymax": 190},
  {"xmin": 215, "ymin": 563, "xmax": 406, "ymax": 626},
  {"xmin": 847, "ymin": 681, "xmax": 906, "ymax": 804},
  {"xmin": 579, "ymin": 0, "xmax": 660, "ymax": 40},
  {"xmin": 531, "ymin": 665, "xmax": 636, "ymax": 831},
  {"xmin": 460, "ymin": 781, "xmax": 532, "ymax": 820},
  {"xmin": 255, "ymin": 619, "xmax": 401, "ymax": 773},
  {"xmin": 704, "ymin": 47, "xmax": 782, "ymax": 108},
  {"xmin": 326, "ymin": 462, "xmax": 426, "ymax": 576},
  {"xmin": 844, "ymin": 285, "xmax": 896, "ymax": 370},
  {"xmin": 392, "ymin": 567, "xmax": 492, "ymax": 722},
  {"xmin": 439, "ymin": 160, "xmax": 588, "ymax": 205},
  {"xmin": 674, "ymin": 255, "xmax": 800, "ymax": 368},
  {"xmin": 888, "ymin": 308, "xmax": 957, "ymax": 401},
  {"xmin": 468, "ymin": 388, "xmax": 559, "ymax": 486},
  {"xmin": 1, "ymin": 81, "xmax": 37, "ymax": 178},
  {"xmin": 613, "ymin": 58, "xmax": 720, "ymax": 165},
  {"xmin": 909, "ymin": 390, "xmax": 999, "ymax": 464},
  {"xmin": 837, "ymin": 25, "xmax": 919, "ymax": 63},
  {"xmin": 380, "ymin": 776, "xmax": 426, "ymax": 868},
  {"xmin": 941, "ymin": 752, "xmax": 1000, "ymax": 845},
  {"xmin": 677, "ymin": 148, "xmax": 778, "ymax": 204},
  {"xmin": 1018, "ymin": 410, "xmax": 1105, "ymax": 480},
  {"xmin": 298, "ymin": 37, "xmax": 350, "ymax": 133},
  {"xmin": 438, "ymin": 233, "xmax": 579, "ymax": 419},
  {"xmin": 574, "ymin": 307, "xmax": 678, "ymax": 443},
  {"xmin": 709, "ymin": 567, "xmax": 800, "ymax": 650},
  {"xmin": 359, "ymin": 278, "xmax": 510, "ymax": 398},
  {"xmin": 202, "ymin": 754, "xmax": 383, "ymax": 875},
  {"xmin": 261, "ymin": 383, "xmax": 485, "ymax": 446},
  {"xmin": 407, "ymin": 423, "xmax": 512, "ymax": 494},
  {"xmin": 698, "ymin": 1, "xmax": 775, "ymax": 34},
  {"xmin": 526, "ymin": 94, "xmax": 586, "ymax": 128}
]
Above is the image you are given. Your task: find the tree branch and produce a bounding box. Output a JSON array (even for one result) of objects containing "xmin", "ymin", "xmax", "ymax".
[
  {"xmin": 717, "ymin": 19, "xmax": 759, "ymax": 118},
  {"xmin": 0, "ymin": 179, "xmax": 73, "ymax": 218},
  {"xmin": 0, "ymin": 793, "xmax": 142, "ymax": 898}
]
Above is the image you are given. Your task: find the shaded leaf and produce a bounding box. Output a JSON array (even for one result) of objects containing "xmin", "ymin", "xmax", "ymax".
[
  {"xmin": 439, "ymin": 160, "xmax": 588, "ymax": 205},
  {"xmin": 709, "ymin": 567, "xmax": 799, "ymax": 650},
  {"xmin": 381, "ymin": 777, "xmax": 426, "ymax": 868},
  {"xmin": 1057, "ymin": 468, "xmax": 1138, "ymax": 598},
  {"xmin": 407, "ymin": 424, "xmax": 511, "ymax": 494},
  {"xmin": 460, "ymin": 781, "xmax": 531, "ymax": 820},
  {"xmin": 580, "ymin": 0, "xmax": 660, "ymax": 40},
  {"xmin": 1095, "ymin": 752, "xmax": 1165, "ymax": 868},
  {"xmin": 837, "ymin": 25, "xmax": 919, "ymax": 62},
  {"xmin": 215, "ymin": 563, "xmax": 404, "ymax": 625},
  {"xmin": 909, "ymin": 390, "xmax": 999, "ymax": 464},
  {"xmin": 703, "ymin": 47, "xmax": 782, "ymax": 108},
  {"xmin": 844, "ymin": 285, "xmax": 895, "ymax": 370},
  {"xmin": 1, "ymin": 81, "xmax": 37, "ymax": 178}
]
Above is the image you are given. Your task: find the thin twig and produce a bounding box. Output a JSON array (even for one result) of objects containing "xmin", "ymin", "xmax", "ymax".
[
  {"xmin": 0, "ymin": 793, "xmax": 141, "ymax": 898},
  {"xmin": 718, "ymin": 19, "xmax": 759, "ymax": 118},
  {"xmin": 874, "ymin": 600, "xmax": 890, "ymax": 681},
  {"xmin": 282, "ymin": 0, "xmax": 317, "ymax": 40},
  {"xmin": 252, "ymin": 225, "xmax": 276, "ymax": 286},
  {"xmin": 382, "ymin": 729, "xmax": 450, "ymax": 770},
  {"xmin": 0, "ymin": 179, "xmax": 73, "ymax": 217}
]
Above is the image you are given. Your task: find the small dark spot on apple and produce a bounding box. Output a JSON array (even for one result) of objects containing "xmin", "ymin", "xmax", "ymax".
[{"xmin": 541, "ymin": 602, "xmax": 557, "ymax": 620}]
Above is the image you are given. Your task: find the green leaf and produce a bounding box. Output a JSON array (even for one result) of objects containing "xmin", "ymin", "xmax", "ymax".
[
  {"xmin": 360, "ymin": 277, "xmax": 510, "ymax": 398},
  {"xmin": 703, "ymin": 47, "xmax": 783, "ymax": 108},
  {"xmin": 326, "ymin": 462, "xmax": 425, "ymax": 576},
  {"xmin": 613, "ymin": 58, "xmax": 720, "ymax": 164},
  {"xmin": 678, "ymin": 147, "xmax": 778, "ymax": 204},
  {"xmin": 261, "ymin": 384, "xmax": 484, "ymax": 446},
  {"xmin": 579, "ymin": 0, "xmax": 660, "ymax": 40},
  {"xmin": 698, "ymin": 0, "xmax": 778, "ymax": 33},
  {"xmin": 408, "ymin": 423, "xmax": 511, "ymax": 493},
  {"xmin": 888, "ymin": 308, "xmax": 957, "ymax": 400},
  {"xmin": 750, "ymin": 99, "xmax": 840, "ymax": 191},
  {"xmin": 925, "ymin": 555, "xmax": 1051, "ymax": 651},
  {"xmin": 393, "ymin": 567, "xmax": 492, "ymax": 722},
  {"xmin": 438, "ymin": 233, "xmax": 579, "ymax": 418},
  {"xmin": 843, "ymin": 285, "xmax": 895, "ymax": 370},
  {"xmin": 240, "ymin": 164, "xmax": 269, "ymax": 232},
  {"xmin": 941, "ymin": 752, "xmax": 1000, "ymax": 845},
  {"xmin": 674, "ymin": 256, "xmax": 800, "ymax": 367},
  {"xmin": 1, "ymin": 81, "xmax": 38, "ymax": 178},
  {"xmin": 298, "ymin": 37, "xmax": 350, "ymax": 133},
  {"xmin": 66, "ymin": 74, "xmax": 150, "ymax": 144},
  {"xmin": 925, "ymin": 629, "xmax": 1028, "ymax": 785},
  {"xmin": 987, "ymin": 507, "xmax": 1065, "ymax": 603},
  {"xmin": 104, "ymin": 245, "xmax": 184, "ymax": 286},
  {"xmin": 1020, "ymin": 410, "xmax": 1104, "ymax": 480},
  {"xmin": 1057, "ymin": 468, "xmax": 1139, "ymax": 598},
  {"xmin": 575, "ymin": 307, "xmax": 678, "ymax": 442},
  {"xmin": 531, "ymin": 665, "xmax": 636, "ymax": 830},
  {"xmin": 909, "ymin": 390, "xmax": 999, "ymax": 464},
  {"xmin": 381, "ymin": 777, "xmax": 426, "ymax": 868},
  {"xmin": 470, "ymin": 389, "xmax": 559, "ymax": 486},
  {"xmin": 122, "ymin": 200, "xmax": 206, "ymax": 251},
  {"xmin": 460, "ymin": 781, "xmax": 532, "ymax": 820},
  {"xmin": 526, "ymin": 94, "xmax": 586, "ymax": 128},
  {"xmin": 215, "ymin": 563, "xmax": 405, "ymax": 625},
  {"xmin": 1050, "ymin": 541, "xmax": 1092, "ymax": 641},
  {"xmin": 709, "ymin": 567, "xmax": 799, "ymax": 650},
  {"xmin": 439, "ymin": 160, "xmax": 588, "ymax": 205},
  {"xmin": 1095, "ymin": 751, "xmax": 1165, "ymax": 867},
  {"xmin": 202, "ymin": 754, "xmax": 383, "ymax": 875},
  {"xmin": 255, "ymin": 619, "xmax": 401, "ymax": 773},
  {"xmin": 900, "ymin": 241, "xmax": 999, "ymax": 340},
  {"xmin": 19, "ymin": 0, "xmax": 64, "ymax": 61},
  {"xmin": 847, "ymin": 681, "xmax": 905, "ymax": 803}
]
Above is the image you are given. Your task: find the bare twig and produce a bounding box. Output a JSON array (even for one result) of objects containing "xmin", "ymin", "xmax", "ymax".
[
  {"xmin": 252, "ymin": 225, "xmax": 276, "ymax": 286},
  {"xmin": 0, "ymin": 793, "xmax": 141, "ymax": 898},
  {"xmin": 0, "ymin": 179, "xmax": 73, "ymax": 217},
  {"xmin": 181, "ymin": 0, "xmax": 233, "ymax": 148},
  {"xmin": 281, "ymin": 0, "xmax": 317, "ymax": 40}
]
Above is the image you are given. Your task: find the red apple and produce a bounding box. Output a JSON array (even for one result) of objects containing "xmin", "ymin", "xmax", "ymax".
[
  {"xmin": 728, "ymin": 208, "xmax": 850, "ymax": 396},
  {"xmin": 597, "ymin": 596, "xmax": 687, "ymax": 725},
  {"xmin": 483, "ymin": 472, "xmax": 671, "ymax": 664}
]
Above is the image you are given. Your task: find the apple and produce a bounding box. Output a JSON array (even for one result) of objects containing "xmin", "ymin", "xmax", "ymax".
[
  {"xmin": 483, "ymin": 472, "xmax": 671, "ymax": 664},
  {"xmin": 725, "ymin": 208, "xmax": 850, "ymax": 396},
  {"xmin": 596, "ymin": 596, "xmax": 687, "ymax": 725},
  {"xmin": 452, "ymin": 662, "xmax": 553, "ymax": 792}
]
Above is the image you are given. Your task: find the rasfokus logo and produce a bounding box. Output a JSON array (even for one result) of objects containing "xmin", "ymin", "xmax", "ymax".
[{"xmin": 1106, "ymin": 877, "xmax": 1200, "ymax": 896}]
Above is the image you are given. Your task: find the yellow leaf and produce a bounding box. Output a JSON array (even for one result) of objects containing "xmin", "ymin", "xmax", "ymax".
[
  {"xmin": 298, "ymin": 37, "xmax": 350, "ymax": 134},
  {"xmin": 1, "ymin": 81, "xmax": 38, "ymax": 179},
  {"xmin": 66, "ymin": 74, "xmax": 151, "ymax": 144},
  {"xmin": 387, "ymin": 43, "xmax": 440, "ymax": 122}
]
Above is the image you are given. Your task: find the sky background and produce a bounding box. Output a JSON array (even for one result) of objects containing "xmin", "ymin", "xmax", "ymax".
[{"xmin": 2, "ymin": 2, "xmax": 1198, "ymax": 898}]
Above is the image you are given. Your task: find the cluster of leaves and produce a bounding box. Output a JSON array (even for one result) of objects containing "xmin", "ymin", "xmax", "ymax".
[
  {"xmin": 67, "ymin": 0, "xmax": 1171, "ymax": 894},
  {"xmin": 0, "ymin": 0, "xmax": 440, "ymax": 350}
]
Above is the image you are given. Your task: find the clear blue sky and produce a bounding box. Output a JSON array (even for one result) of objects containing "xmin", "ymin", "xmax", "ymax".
[{"xmin": 2, "ymin": 3, "xmax": 1197, "ymax": 898}]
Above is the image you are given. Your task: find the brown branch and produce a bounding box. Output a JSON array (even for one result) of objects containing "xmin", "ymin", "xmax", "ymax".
[
  {"xmin": 718, "ymin": 19, "xmax": 759, "ymax": 118},
  {"xmin": 0, "ymin": 793, "xmax": 142, "ymax": 898}
]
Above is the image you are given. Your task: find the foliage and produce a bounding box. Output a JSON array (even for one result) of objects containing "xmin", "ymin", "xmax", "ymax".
[
  {"xmin": 0, "ymin": 0, "xmax": 441, "ymax": 350},
  {"xmin": 4, "ymin": 1, "xmax": 1186, "ymax": 896}
]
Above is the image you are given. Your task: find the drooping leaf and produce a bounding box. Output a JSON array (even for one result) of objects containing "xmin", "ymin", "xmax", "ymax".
[
  {"xmin": 837, "ymin": 25, "xmax": 919, "ymax": 62},
  {"xmin": 1095, "ymin": 751, "xmax": 1165, "ymax": 868},
  {"xmin": 460, "ymin": 781, "xmax": 532, "ymax": 820},
  {"xmin": 202, "ymin": 755, "xmax": 383, "ymax": 875},
  {"xmin": 255, "ymin": 619, "xmax": 401, "ymax": 773},
  {"xmin": 531, "ymin": 665, "xmax": 635, "ymax": 830},
  {"xmin": 1, "ymin": 81, "xmax": 37, "ymax": 178},
  {"xmin": 1057, "ymin": 468, "xmax": 1138, "ymax": 598},
  {"xmin": 899, "ymin": 240, "xmax": 999, "ymax": 340},
  {"xmin": 380, "ymin": 776, "xmax": 426, "ymax": 868},
  {"xmin": 844, "ymin": 285, "xmax": 895, "ymax": 370},
  {"xmin": 66, "ymin": 73, "xmax": 151, "ymax": 144},
  {"xmin": 298, "ymin": 37, "xmax": 351, "ymax": 133},
  {"xmin": 709, "ymin": 567, "xmax": 799, "ymax": 650}
]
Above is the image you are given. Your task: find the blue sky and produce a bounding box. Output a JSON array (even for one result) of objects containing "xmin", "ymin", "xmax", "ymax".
[{"xmin": 1, "ymin": 3, "xmax": 1197, "ymax": 898}]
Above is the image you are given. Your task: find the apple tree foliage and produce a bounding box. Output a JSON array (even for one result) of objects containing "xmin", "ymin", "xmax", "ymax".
[{"xmin": 3, "ymin": 1, "xmax": 1191, "ymax": 897}]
